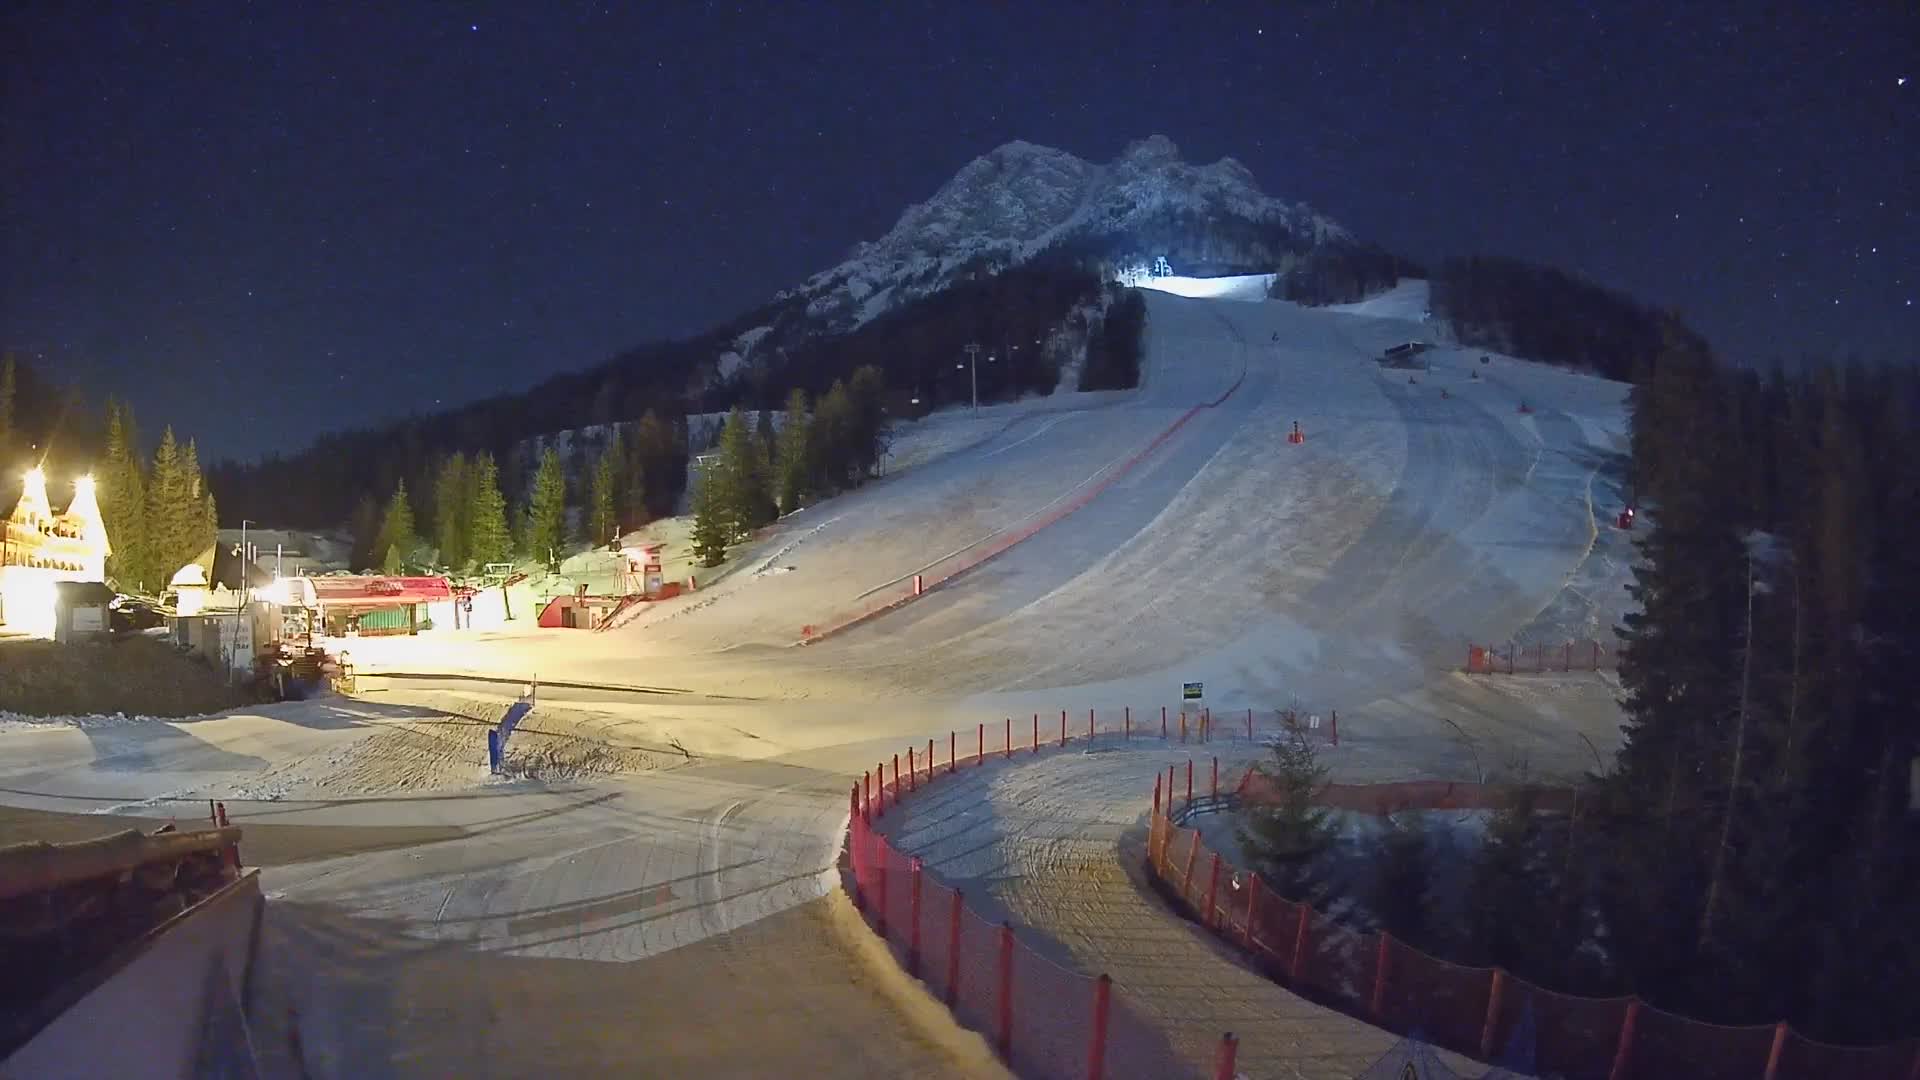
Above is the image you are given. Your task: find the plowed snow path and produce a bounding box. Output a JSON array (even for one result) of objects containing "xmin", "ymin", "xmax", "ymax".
[{"xmin": 875, "ymin": 747, "xmax": 1484, "ymax": 1079}]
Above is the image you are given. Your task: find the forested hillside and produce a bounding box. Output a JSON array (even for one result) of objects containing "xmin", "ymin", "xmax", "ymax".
[
  {"xmin": 1430, "ymin": 255, "xmax": 1706, "ymax": 383},
  {"xmin": 213, "ymin": 259, "xmax": 1144, "ymax": 530}
]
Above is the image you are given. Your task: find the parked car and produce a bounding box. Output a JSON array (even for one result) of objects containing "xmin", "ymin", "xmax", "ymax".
[{"xmin": 109, "ymin": 595, "xmax": 166, "ymax": 633}]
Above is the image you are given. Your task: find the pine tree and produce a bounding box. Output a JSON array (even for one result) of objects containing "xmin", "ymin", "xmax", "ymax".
[
  {"xmin": 523, "ymin": 447, "xmax": 567, "ymax": 566},
  {"xmin": 144, "ymin": 427, "xmax": 188, "ymax": 584},
  {"xmin": 1235, "ymin": 731, "xmax": 1333, "ymax": 899},
  {"xmin": 347, "ymin": 495, "xmax": 380, "ymax": 571},
  {"xmin": 374, "ymin": 480, "xmax": 417, "ymax": 575},
  {"xmin": 717, "ymin": 407, "xmax": 773, "ymax": 540},
  {"xmin": 809, "ymin": 379, "xmax": 854, "ymax": 492},
  {"xmin": 631, "ymin": 410, "xmax": 676, "ymax": 519},
  {"xmin": 99, "ymin": 400, "xmax": 149, "ymax": 590},
  {"xmin": 1465, "ymin": 786, "xmax": 1551, "ymax": 972},
  {"xmin": 689, "ymin": 458, "xmax": 729, "ymax": 568},
  {"xmin": 1371, "ymin": 812, "xmax": 1435, "ymax": 946},
  {"xmin": 589, "ymin": 431, "xmax": 623, "ymax": 548},
  {"xmin": 182, "ymin": 439, "xmax": 217, "ymax": 574},
  {"xmin": 755, "ymin": 409, "xmax": 777, "ymax": 474},
  {"xmin": 433, "ymin": 453, "xmax": 470, "ymax": 570},
  {"xmin": 846, "ymin": 365, "xmax": 890, "ymax": 478},
  {"xmin": 466, "ymin": 453, "xmax": 513, "ymax": 567},
  {"xmin": 775, "ymin": 388, "xmax": 811, "ymax": 515}
]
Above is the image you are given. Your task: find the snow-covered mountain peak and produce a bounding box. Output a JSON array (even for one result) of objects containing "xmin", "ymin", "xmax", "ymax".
[{"xmin": 782, "ymin": 135, "xmax": 1356, "ymax": 330}]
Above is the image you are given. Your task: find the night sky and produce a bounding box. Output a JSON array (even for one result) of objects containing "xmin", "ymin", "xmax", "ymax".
[{"xmin": 3, "ymin": 3, "xmax": 1913, "ymax": 460}]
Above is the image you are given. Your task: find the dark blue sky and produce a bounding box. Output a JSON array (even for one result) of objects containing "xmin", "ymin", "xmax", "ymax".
[{"xmin": 2, "ymin": 2, "xmax": 1913, "ymax": 459}]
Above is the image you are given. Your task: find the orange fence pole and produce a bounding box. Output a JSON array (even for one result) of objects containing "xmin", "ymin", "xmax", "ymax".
[
  {"xmin": 1005, "ymin": 718, "xmax": 1012, "ymax": 759},
  {"xmin": 1244, "ymin": 874, "xmax": 1261, "ymax": 950},
  {"xmin": 1211, "ymin": 756, "xmax": 1218, "ymax": 798},
  {"xmin": 1033, "ymin": 714, "xmax": 1039, "ymax": 752},
  {"xmin": 1088, "ymin": 707, "xmax": 1094, "ymax": 742},
  {"xmin": 1762, "ymin": 1022, "xmax": 1789, "ymax": 1080},
  {"xmin": 1153, "ymin": 774, "xmax": 1161, "ymax": 815},
  {"xmin": 1124, "ymin": 706, "xmax": 1130, "ymax": 739},
  {"xmin": 876, "ymin": 762, "xmax": 886, "ymax": 817},
  {"xmin": 977, "ymin": 723, "xmax": 984, "ymax": 764},
  {"xmin": 893, "ymin": 753, "xmax": 900, "ymax": 798},
  {"xmin": 1213, "ymin": 1032, "xmax": 1238, "ymax": 1080},
  {"xmin": 1290, "ymin": 903, "xmax": 1311, "ymax": 981},
  {"xmin": 1607, "ymin": 999, "xmax": 1641, "ymax": 1080},
  {"xmin": 908, "ymin": 857, "xmax": 924, "ymax": 975},
  {"xmin": 1182, "ymin": 831, "xmax": 1201, "ymax": 901},
  {"xmin": 1371, "ymin": 932, "xmax": 1391, "ymax": 1021},
  {"xmin": 863, "ymin": 771, "xmax": 872, "ymax": 822},
  {"xmin": 1481, "ymin": 969, "xmax": 1507, "ymax": 1060},
  {"xmin": 950, "ymin": 731, "xmax": 956, "ymax": 774},
  {"xmin": 875, "ymin": 839, "xmax": 889, "ymax": 937},
  {"xmin": 928, "ymin": 739, "xmax": 935, "ymax": 782},
  {"xmin": 908, "ymin": 746, "xmax": 916, "ymax": 792},
  {"xmin": 996, "ymin": 922, "xmax": 1015, "ymax": 1061},
  {"xmin": 1086, "ymin": 973, "xmax": 1113, "ymax": 1080},
  {"xmin": 1203, "ymin": 853, "xmax": 1222, "ymax": 928},
  {"xmin": 946, "ymin": 887, "xmax": 964, "ymax": 1005},
  {"xmin": 1186, "ymin": 760, "xmax": 1194, "ymax": 805},
  {"xmin": 1060, "ymin": 709, "xmax": 1068, "ymax": 747}
]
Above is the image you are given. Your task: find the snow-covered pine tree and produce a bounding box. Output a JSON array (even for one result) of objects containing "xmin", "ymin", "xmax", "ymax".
[{"xmin": 466, "ymin": 453, "xmax": 513, "ymax": 567}]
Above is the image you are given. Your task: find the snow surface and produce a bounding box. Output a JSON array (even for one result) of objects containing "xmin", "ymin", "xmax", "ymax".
[
  {"xmin": 1326, "ymin": 278, "xmax": 1432, "ymax": 321},
  {"xmin": 0, "ymin": 283, "xmax": 1634, "ymax": 1076},
  {"xmin": 1135, "ymin": 273, "xmax": 1277, "ymax": 301}
]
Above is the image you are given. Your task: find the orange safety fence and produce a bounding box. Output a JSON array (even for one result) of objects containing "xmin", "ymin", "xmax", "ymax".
[
  {"xmin": 1149, "ymin": 768, "xmax": 1920, "ymax": 1080},
  {"xmin": 804, "ymin": 366, "xmax": 1247, "ymax": 645},
  {"xmin": 1466, "ymin": 639, "xmax": 1618, "ymax": 674},
  {"xmin": 848, "ymin": 723, "xmax": 1216, "ymax": 1078}
]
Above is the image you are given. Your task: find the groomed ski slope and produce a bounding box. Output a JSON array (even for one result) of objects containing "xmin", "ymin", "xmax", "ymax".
[{"xmin": 342, "ymin": 279, "xmax": 1633, "ymax": 771}]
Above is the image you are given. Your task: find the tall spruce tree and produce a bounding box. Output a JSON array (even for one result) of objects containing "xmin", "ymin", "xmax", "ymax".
[
  {"xmin": 523, "ymin": 447, "xmax": 567, "ymax": 565},
  {"xmin": 630, "ymin": 410, "xmax": 677, "ymax": 519},
  {"xmin": 466, "ymin": 453, "xmax": 513, "ymax": 567},
  {"xmin": 182, "ymin": 439, "xmax": 217, "ymax": 571},
  {"xmin": 374, "ymin": 480, "xmax": 417, "ymax": 574},
  {"xmin": 143, "ymin": 428, "xmax": 190, "ymax": 583},
  {"xmin": 433, "ymin": 453, "xmax": 470, "ymax": 570},
  {"xmin": 99, "ymin": 400, "xmax": 149, "ymax": 589},
  {"xmin": 716, "ymin": 407, "xmax": 773, "ymax": 539},
  {"xmin": 775, "ymin": 388, "xmax": 811, "ymax": 515},
  {"xmin": 588, "ymin": 431, "xmax": 623, "ymax": 547},
  {"xmin": 689, "ymin": 458, "xmax": 728, "ymax": 568},
  {"xmin": 809, "ymin": 379, "xmax": 854, "ymax": 491}
]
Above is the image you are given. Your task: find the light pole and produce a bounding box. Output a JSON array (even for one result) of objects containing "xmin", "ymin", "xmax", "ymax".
[{"xmin": 962, "ymin": 343, "xmax": 982, "ymax": 412}]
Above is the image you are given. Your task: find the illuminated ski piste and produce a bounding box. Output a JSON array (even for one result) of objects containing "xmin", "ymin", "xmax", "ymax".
[{"xmin": 0, "ymin": 281, "xmax": 1636, "ymax": 1075}]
